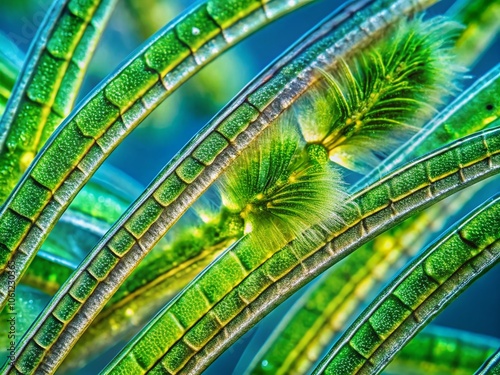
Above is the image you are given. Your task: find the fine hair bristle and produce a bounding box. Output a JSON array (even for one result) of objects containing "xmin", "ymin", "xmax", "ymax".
[
  {"xmin": 218, "ymin": 120, "xmax": 346, "ymax": 250},
  {"xmin": 296, "ymin": 15, "xmax": 465, "ymax": 173}
]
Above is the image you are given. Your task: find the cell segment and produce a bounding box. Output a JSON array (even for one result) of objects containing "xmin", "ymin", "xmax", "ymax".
[
  {"xmin": 145, "ymin": 31, "xmax": 191, "ymax": 76},
  {"xmin": 131, "ymin": 313, "xmax": 184, "ymax": 370},
  {"xmin": 217, "ymin": 103, "xmax": 260, "ymax": 141},
  {"xmin": 368, "ymin": 296, "xmax": 411, "ymax": 339},
  {"xmin": 74, "ymin": 91, "xmax": 119, "ymax": 139},
  {"xmin": 107, "ymin": 229, "xmax": 136, "ymax": 257},
  {"xmin": 52, "ymin": 294, "xmax": 81, "ymax": 322},
  {"xmin": 10, "ymin": 177, "xmax": 52, "ymax": 220},
  {"xmin": 68, "ymin": 0, "xmax": 100, "ymax": 21},
  {"xmin": 207, "ymin": 0, "xmax": 261, "ymax": 28},
  {"xmin": 153, "ymin": 174, "xmax": 187, "ymax": 206},
  {"xmin": 393, "ymin": 265, "xmax": 438, "ymax": 309},
  {"xmin": 125, "ymin": 199, "xmax": 163, "ymax": 239},
  {"xmin": 69, "ymin": 271, "xmax": 98, "ymax": 302},
  {"xmin": 0, "ymin": 209, "xmax": 31, "ymax": 252},
  {"xmin": 105, "ymin": 58, "xmax": 159, "ymax": 109},
  {"xmin": 27, "ymin": 53, "xmax": 67, "ymax": 105},
  {"xmin": 192, "ymin": 132, "xmax": 229, "ymax": 165},
  {"xmin": 47, "ymin": 12, "xmax": 86, "ymax": 59},
  {"xmin": 34, "ymin": 315, "xmax": 65, "ymax": 348},
  {"xmin": 176, "ymin": 157, "xmax": 205, "ymax": 183},
  {"xmin": 31, "ymin": 121, "xmax": 93, "ymax": 190},
  {"xmin": 175, "ymin": 7, "xmax": 220, "ymax": 51}
]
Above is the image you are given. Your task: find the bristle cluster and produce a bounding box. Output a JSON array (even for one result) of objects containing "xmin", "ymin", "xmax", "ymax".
[
  {"xmin": 219, "ymin": 122, "xmax": 345, "ymax": 250},
  {"xmin": 297, "ymin": 16, "xmax": 464, "ymax": 173}
]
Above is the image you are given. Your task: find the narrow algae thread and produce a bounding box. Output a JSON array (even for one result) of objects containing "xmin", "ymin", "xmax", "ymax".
[
  {"xmin": 61, "ymin": 121, "xmax": 343, "ymax": 371},
  {"xmin": 475, "ymin": 347, "xmax": 500, "ymax": 375},
  {"xmin": 313, "ymin": 195, "xmax": 500, "ymax": 374},
  {"xmin": 0, "ymin": 0, "xmax": 117, "ymax": 203},
  {"xmin": 387, "ymin": 326, "xmax": 500, "ymax": 375},
  {"xmin": 171, "ymin": 124, "xmax": 500, "ymax": 375},
  {"xmin": 0, "ymin": 0, "xmax": 317, "ymax": 311},
  {"xmin": 247, "ymin": 186, "xmax": 474, "ymax": 375},
  {"xmin": 2, "ymin": 3, "xmax": 360, "ymax": 369}
]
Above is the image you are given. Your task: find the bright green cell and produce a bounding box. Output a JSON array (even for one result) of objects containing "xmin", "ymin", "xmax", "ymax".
[
  {"xmin": 238, "ymin": 269, "xmax": 271, "ymax": 302},
  {"xmin": 125, "ymin": 199, "xmax": 163, "ymax": 238},
  {"xmin": 232, "ymin": 238, "xmax": 269, "ymax": 271},
  {"xmin": 131, "ymin": 313, "xmax": 184, "ymax": 370},
  {"xmin": 198, "ymin": 253, "xmax": 247, "ymax": 303},
  {"xmin": 460, "ymin": 202, "xmax": 500, "ymax": 248},
  {"xmin": 72, "ymin": 22, "xmax": 100, "ymax": 66},
  {"xmin": 207, "ymin": 0, "xmax": 261, "ymax": 28},
  {"xmin": 160, "ymin": 340, "xmax": 193, "ymax": 373},
  {"xmin": 359, "ymin": 184, "xmax": 391, "ymax": 215},
  {"xmin": 393, "ymin": 265, "xmax": 438, "ymax": 309},
  {"xmin": 47, "ymin": 13, "xmax": 87, "ymax": 59},
  {"xmin": 324, "ymin": 346, "xmax": 365, "ymax": 375},
  {"xmin": 176, "ymin": 157, "xmax": 205, "ymax": 183},
  {"xmin": 175, "ymin": 7, "xmax": 220, "ymax": 51},
  {"xmin": 107, "ymin": 229, "xmax": 136, "ymax": 257},
  {"xmin": 247, "ymin": 73, "xmax": 289, "ymax": 110},
  {"xmin": 349, "ymin": 323, "xmax": 384, "ymax": 358},
  {"xmin": 6, "ymin": 101, "xmax": 49, "ymax": 150},
  {"xmin": 26, "ymin": 53, "xmax": 67, "ymax": 105},
  {"xmin": 88, "ymin": 248, "xmax": 120, "ymax": 280},
  {"xmin": 184, "ymin": 313, "xmax": 219, "ymax": 348},
  {"xmin": 105, "ymin": 58, "xmax": 159, "ymax": 109},
  {"xmin": 368, "ymin": 296, "xmax": 411, "ymax": 339},
  {"xmin": 38, "ymin": 111, "xmax": 65, "ymax": 150},
  {"xmin": 144, "ymin": 31, "xmax": 191, "ymax": 75},
  {"xmin": 170, "ymin": 286, "xmax": 210, "ymax": 329},
  {"xmin": 192, "ymin": 132, "xmax": 229, "ymax": 165},
  {"xmin": 74, "ymin": 91, "xmax": 120, "ymax": 138},
  {"xmin": 458, "ymin": 137, "xmax": 489, "ymax": 166},
  {"xmin": 52, "ymin": 294, "xmax": 81, "ymax": 323},
  {"xmin": 52, "ymin": 62, "xmax": 83, "ymax": 117},
  {"xmin": 69, "ymin": 271, "xmax": 99, "ymax": 302},
  {"xmin": 153, "ymin": 174, "xmax": 187, "ymax": 206},
  {"xmin": 34, "ymin": 315, "xmax": 65, "ymax": 348},
  {"xmin": 31, "ymin": 122, "xmax": 94, "ymax": 190},
  {"xmin": 211, "ymin": 289, "xmax": 246, "ymax": 324},
  {"xmin": 0, "ymin": 244, "xmax": 12, "ymax": 269},
  {"xmin": 216, "ymin": 103, "xmax": 259, "ymax": 140},
  {"xmin": 0, "ymin": 209, "xmax": 31, "ymax": 252},
  {"xmin": 68, "ymin": 0, "xmax": 100, "ymax": 21},
  {"xmin": 10, "ymin": 177, "xmax": 52, "ymax": 220},
  {"xmin": 423, "ymin": 235, "xmax": 477, "ymax": 284},
  {"xmin": 389, "ymin": 163, "xmax": 428, "ymax": 198},
  {"xmin": 15, "ymin": 341, "xmax": 45, "ymax": 374}
]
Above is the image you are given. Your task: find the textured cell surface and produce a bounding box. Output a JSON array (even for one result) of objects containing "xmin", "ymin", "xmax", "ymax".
[{"xmin": 1, "ymin": 0, "xmax": 499, "ymax": 374}]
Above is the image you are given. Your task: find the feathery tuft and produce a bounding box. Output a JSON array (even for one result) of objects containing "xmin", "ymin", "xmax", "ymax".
[
  {"xmin": 219, "ymin": 121, "xmax": 345, "ymax": 250},
  {"xmin": 297, "ymin": 16, "xmax": 464, "ymax": 173}
]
